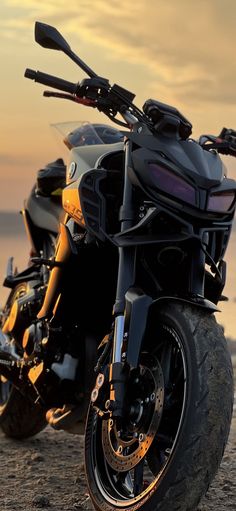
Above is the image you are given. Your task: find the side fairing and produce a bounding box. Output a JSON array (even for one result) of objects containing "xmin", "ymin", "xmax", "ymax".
[
  {"xmin": 63, "ymin": 179, "xmax": 85, "ymax": 227},
  {"xmin": 63, "ymin": 142, "xmax": 124, "ymax": 233},
  {"xmin": 63, "ymin": 168, "xmax": 108, "ymax": 239},
  {"xmin": 66, "ymin": 142, "xmax": 123, "ymax": 184}
]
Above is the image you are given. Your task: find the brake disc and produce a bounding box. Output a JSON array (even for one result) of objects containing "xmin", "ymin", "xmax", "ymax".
[{"xmin": 102, "ymin": 358, "xmax": 164, "ymax": 472}]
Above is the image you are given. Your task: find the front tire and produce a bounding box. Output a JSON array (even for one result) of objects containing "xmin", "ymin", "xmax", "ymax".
[{"xmin": 85, "ymin": 303, "xmax": 233, "ymax": 511}]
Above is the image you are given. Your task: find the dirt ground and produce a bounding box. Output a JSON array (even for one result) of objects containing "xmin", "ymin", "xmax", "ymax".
[{"xmin": 0, "ymin": 376, "xmax": 235, "ymax": 511}]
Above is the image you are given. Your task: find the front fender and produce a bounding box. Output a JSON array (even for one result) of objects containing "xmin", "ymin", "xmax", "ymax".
[
  {"xmin": 125, "ymin": 287, "xmax": 152, "ymax": 368},
  {"xmin": 125, "ymin": 290, "xmax": 218, "ymax": 368},
  {"xmin": 152, "ymin": 294, "xmax": 219, "ymax": 312}
]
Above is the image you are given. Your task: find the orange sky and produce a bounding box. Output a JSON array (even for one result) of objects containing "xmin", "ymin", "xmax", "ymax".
[
  {"xmin": 1, "ymin": 0, "xmax": 236, "ymax": 210},
  {"xmin": 0, "ymin": 0, "xmax": 236, "ymax": 336}
]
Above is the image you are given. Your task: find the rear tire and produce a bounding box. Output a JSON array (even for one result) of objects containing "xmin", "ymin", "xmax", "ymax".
[
  {"xmin": 0, "ymin": 388, "xmax": 46, "ymax": 439},
  {"xmin": 0, "ymin": 282, "xmax": 46, "ymax": 439},
  {"xmin": 85, "ymin": 303, "xmax": 233, "ymax": 511}
]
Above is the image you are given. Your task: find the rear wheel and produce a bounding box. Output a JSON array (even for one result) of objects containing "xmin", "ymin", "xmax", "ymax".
[
  {"xmin": 0, "ymin": 283, "xmax": 46, "ymax": 439},
  {"xmin": 0, "ymin": 387, "xmax": 47, "ymax": 439},
  {"xmin": 85, "ymin": 303, "xmax": 233, "ymax": 511}
]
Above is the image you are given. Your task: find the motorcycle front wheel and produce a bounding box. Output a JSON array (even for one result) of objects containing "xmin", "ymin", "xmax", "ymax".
[{"xmin": 85, "ymin": 303, "xmax": 233, "ymax": 511}]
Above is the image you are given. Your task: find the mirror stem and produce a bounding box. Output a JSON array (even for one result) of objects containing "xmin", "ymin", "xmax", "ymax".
[{"xmin": 64, "ymin": 48, "xmax": 97, "ymax": 78}]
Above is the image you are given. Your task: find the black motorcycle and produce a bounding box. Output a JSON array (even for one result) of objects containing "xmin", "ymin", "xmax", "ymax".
[{"xmin": 0, "ymin": 22, "xmax": 235, "ymax": 511}]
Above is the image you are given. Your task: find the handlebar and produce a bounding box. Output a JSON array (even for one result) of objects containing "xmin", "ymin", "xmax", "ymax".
[
  {"xmin": 24, "ymin": 68, "xmax": 78, "ymax": 95},
  {"xmin": 218, "ymin": 127, "xmax": 236, "ymax": 156},
  {"xmin": 24, "ymin": 68, "xmax": 142, "ymax": 128},
  {"xmin": 24, "ymin": 67, "xmax": 236, "ymax": 148},
  {"xmin": 199, "ymin": 128, "xmax": 236, "ymax": 157},
  {"xmin": 218, "ymin": 127, "xmax": 236, "ymax": 141}
]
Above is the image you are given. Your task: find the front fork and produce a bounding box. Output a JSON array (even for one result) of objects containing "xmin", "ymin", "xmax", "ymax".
[
  {"xmin": 108, "ymin": 140, "xmax": 136, "ymax": 417},
  {"xmin": 108, "ymin": 139, "xmax": 153, "ymax": 418},
  {"xmin": 108, "ymin": 247, "xmax": 135, "ymax": 417}
]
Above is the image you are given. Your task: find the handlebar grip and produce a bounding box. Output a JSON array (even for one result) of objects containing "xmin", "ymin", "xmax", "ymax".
[
  {"xmin": 24, "ymin": 68, "xmax": 78, "ymax": 95},
  {"xmin": 24, "ymin": 69, "xmax": 37, "ymax": 80},
  {"xmin": 219, "ymin": 127, "xmax": 236, "ymax": 140}
]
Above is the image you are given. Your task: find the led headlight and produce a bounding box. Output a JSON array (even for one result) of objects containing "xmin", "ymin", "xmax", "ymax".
[
  {"xmin": 207, "ymin": 191, "xmax": 235, "ymax": 212},
  {"xmin": 148, "ymin": 163, "xmax": 196, "ymax": 206}
]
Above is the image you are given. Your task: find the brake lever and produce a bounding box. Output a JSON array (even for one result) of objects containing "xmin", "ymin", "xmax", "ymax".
[
  {"xmin": 206, "ymin": 140, "xmax": 236, "ymax": 157},
  {"xmin": 43, "ymin": 90, "xmax": 96, "ymax": 106},
  {"xmin": 44, "ymin": 91, "xmax": 76, "ymax": 100}
]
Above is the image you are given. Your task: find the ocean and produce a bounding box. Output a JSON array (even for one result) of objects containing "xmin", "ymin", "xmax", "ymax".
[{"xmin": 0, "ymin": 211, "xmax": 235, "ymax": 339}]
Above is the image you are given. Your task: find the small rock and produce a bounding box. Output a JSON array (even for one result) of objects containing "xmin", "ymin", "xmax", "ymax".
[
  {"xmin": 31, "ymin": 452, "xmax": 45, "ymax": 462},
  {"xmin": 32, "ymin": 495, "xmax": 50, "ymax": 508},
  {"xmin": 223, "ymin": 478, "xmax": 233, "ymax": 485},
  {"xmin": 74, "ymin": 475, "xmax": 83, "ymax": 484}
]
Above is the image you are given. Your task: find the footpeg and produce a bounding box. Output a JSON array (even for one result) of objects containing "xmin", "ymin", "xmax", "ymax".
[{"xmin": 46, "ymin": 404, "xmax": 84, "ymax": 434}]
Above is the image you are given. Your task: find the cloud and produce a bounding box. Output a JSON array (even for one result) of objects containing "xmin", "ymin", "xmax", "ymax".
[
  {"xmin": 2, "ymin": 0, "xmax": 236, "ymax": 107},
  {"xmin": 0, "ymin": 153, "xmax": 35, "ymax": 167}
]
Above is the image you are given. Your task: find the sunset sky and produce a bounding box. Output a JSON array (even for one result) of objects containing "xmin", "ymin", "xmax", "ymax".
[{"xmin": 1, "ymin": 0, "xmax": 236, "ymax": 210}]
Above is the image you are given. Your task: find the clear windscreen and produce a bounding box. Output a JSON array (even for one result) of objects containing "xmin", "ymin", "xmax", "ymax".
[{"xmin": 51, "ymin": 121, "xmax": 104, "ymax": 149}]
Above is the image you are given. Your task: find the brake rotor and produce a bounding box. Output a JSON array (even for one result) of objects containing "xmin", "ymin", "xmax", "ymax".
[{"xmin": 102, "ymin": 357, "xmax": 164, "ymax": 472}]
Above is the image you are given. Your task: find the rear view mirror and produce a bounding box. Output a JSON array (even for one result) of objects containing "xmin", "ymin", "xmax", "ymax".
[
  {"xmin": 35, "ymin": 22, "xmax": 71, "ymax": 52},
  {"xmin": 34, "ymin": 21, "xmax": 97, "ymax": 78}
]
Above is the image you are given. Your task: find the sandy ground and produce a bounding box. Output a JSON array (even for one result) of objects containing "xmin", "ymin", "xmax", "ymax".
[{"xmin": 0, "ymin": 375, "xmax": 235, "ymax": 511}]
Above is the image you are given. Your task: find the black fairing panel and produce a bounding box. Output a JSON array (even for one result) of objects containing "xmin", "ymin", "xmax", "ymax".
[
  {"xmin": 129, "ymin": 132, "xmax": 224, "ymax": 189},
  {"xmin": 67, "ymin": 142, "xmax": 123, "ymax": 184},
  {"xmin": 25, "ymin": 187, "xmax": 64, "ymax": 233}
]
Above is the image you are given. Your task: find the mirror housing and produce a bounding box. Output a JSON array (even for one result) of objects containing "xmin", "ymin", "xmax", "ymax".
[
  {"xmin": 34, "ymin": 21, "xmax": 97, "ymax": 78},
  {"xmin": 35, "ymin": 22, "xmax": 71, "ymax": 52}
]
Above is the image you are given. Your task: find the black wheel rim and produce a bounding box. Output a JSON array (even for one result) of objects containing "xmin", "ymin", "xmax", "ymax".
[
  {"xmin": 0, "ymin": 283, "xmax": 27, "ymax": 412},
  {"xmin": 88, "ymin": 323, "xmax": 187, "ymax": 507},
  {"xmin": 0, "ymin": 376, "xmax": 12, "ymax": 409}
]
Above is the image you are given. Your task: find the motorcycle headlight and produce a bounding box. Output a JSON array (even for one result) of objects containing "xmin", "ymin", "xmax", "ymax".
[
  {"xmin": 207, "ymin": 191, "xmax": 235, "ymax": 212},
  {"xmin": 148, "ymin": 163, "xmax": 196, "ymax": 206}
]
